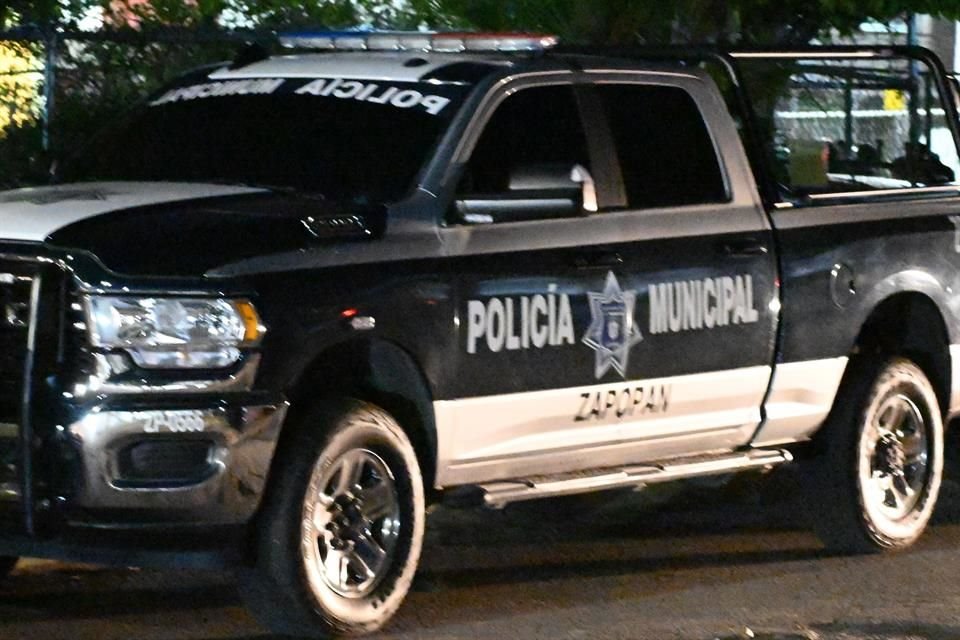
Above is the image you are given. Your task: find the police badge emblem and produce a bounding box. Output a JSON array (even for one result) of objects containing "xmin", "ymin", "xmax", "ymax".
[{"xmin": 582, "ymin": 271, "xmax": 643, "ymax": 379}]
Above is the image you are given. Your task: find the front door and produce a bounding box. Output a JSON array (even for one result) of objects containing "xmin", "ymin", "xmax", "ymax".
[{"xmin": 434, "ymin": 73, "xmax": 778, "ymax": 487}]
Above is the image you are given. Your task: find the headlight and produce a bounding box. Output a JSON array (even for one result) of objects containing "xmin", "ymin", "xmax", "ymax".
[{"xmin": 85, "ymin": 297, "xmax": 264, "ymax": 369}]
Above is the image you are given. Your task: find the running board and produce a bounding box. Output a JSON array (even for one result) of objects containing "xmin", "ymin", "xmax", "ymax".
[{"xmin": 475, "ymin": 449, "xmax": 792, "ymax": 509}]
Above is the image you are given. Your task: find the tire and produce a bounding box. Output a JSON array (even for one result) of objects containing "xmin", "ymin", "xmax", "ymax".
[
  {"xmin": 0, "ymin": 556, "xmax": 17, "ymax": 577},
  {"xmin": 806, "ymin": 356, "xmax": 944, "ymax": 553},
  {"xmin": 239, "ymin": 399, "xmax": 425, "ymax": 638}
]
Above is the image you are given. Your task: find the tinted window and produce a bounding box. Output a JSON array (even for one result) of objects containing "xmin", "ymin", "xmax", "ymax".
[
  {"xmin": 598, "ymin": 84, "xmax": 728, "ymax": 208},
  {"xmin": 737, "ymin": 55, "xmax": 960, "ymax": 201},
  {"xmin": 461, "ymin": 85, "xmax": 590, "ymax": 194},
  {"xmin": 63, "ymin": 74, "xmax": 469, "ymax": 204}
]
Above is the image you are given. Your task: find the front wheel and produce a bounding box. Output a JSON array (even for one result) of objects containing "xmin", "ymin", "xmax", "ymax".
[
  {"xmin": 806, "ymin": 356, "xmax": 943, "ymax": 552},
  {"xmin": 239, "ymin": 399, "xmax": 425, "ymax": 638}
]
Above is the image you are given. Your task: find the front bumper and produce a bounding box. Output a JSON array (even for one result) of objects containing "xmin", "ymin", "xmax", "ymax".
[
  {"xmin": 65, "ymin": 400, "xmax": 287, "ymax": 526},
  {"xmin": 0, "ymin": 246, "xmax": 288, "ymax": 564},
  {"xmin": 0, "ymin": 397, "xmax": 287, "ymax": 566}
]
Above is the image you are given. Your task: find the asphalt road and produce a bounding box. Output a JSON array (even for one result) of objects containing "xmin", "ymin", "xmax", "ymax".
[{"xmin": 5, "ymin": 469, "xmax": 960, "ymax": 640}]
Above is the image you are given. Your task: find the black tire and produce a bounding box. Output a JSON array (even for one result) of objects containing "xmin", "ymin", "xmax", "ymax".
[
  {"xmin": 239, "ymin": 399, "xmax": 425, "ymax": 638},
  {"xmin": 806, "ymin": 356, "xmax": 944, "ymax": 553},
  {"xmin": 0, "ymin": 556, "xmax": 17, "ymax": 577}
]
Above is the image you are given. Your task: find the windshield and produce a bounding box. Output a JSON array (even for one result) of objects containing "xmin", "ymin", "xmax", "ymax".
[{"xmin": 61, "ymin": 73, "xmax": 470, "ymax": 203}]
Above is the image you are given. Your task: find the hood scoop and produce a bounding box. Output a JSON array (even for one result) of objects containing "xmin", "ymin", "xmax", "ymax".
[
  {"xmin": 302, "ymin": 213, "xmax": 377, "ymax": 239},
  {"xmin": 301, "ymin": 204, "xmax": 387, "ymax": 241},
  {"xmin": 44, "ymin": 190, "xmax": 387, "ymax": 278}
]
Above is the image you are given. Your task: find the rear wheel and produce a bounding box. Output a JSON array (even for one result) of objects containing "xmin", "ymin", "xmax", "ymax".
[
  {"xmin": 806, "ymin": 356, "xmax": 943, "ymax": 552},
  {"xmin": 239, "ymin": 399, "xmax": 425, "ymax": 638}
]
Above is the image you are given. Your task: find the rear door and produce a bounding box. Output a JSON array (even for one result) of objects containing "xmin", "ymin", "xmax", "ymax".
[{"xmin": 434, "ymin": 70, "xmax": 778, "ymax": 488}]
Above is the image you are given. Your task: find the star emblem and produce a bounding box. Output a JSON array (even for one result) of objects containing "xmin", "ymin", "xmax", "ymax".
[{"xmin": 582, "ymin": 271, "xmax": 643, "ymax": 379}]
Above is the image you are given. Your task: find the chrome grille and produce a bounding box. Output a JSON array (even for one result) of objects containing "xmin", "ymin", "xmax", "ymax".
[
  {"xmin": 0, "ymin": 262, "xmax": 41, "ymax": 530},
  {"xmin": 0, "ymin": 269, "xmax": 35, "ymax": 507}
]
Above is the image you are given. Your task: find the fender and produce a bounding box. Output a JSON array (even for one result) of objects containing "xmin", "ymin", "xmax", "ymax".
[
  {"xmin": 283, "ymin": 337, "xmax": 439, "ymax": 489},
  {"xmin": 756, "ymin": 280, "xmax": 952, "ymax": 447},
  {"xmin": 857, "ymin": 269, "xmax": 958, "ymax": 345}
]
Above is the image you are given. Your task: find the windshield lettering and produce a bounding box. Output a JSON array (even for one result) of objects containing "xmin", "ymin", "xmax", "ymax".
[
  {"xmin": 295, "ymin": 78, "xmax": 451, "ymax": 115},
  {"xmin": 65, "ymin": 75, "xmax": 469, "ymax": 202},
  {"xmin": 150, "ymin": 78, "xmax": 285, "ymax": 106}
]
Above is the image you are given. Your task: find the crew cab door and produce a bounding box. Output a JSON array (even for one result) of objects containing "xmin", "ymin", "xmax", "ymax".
[{"xmin": 434, "ymin": 72, "xmax": 778, "ymax": 488}]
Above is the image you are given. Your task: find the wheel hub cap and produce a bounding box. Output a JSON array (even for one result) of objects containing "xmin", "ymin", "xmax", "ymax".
[
  {"xmin": 861, "ymin": 393, "xmax": 929, "ymax": 522},
  {"xmin": 302, "ymin": 448, "xmax": 401, "ymax": 598},
  {"xmin": 874, "ymin": 433, "xmax": 906, "ymax": 476}
]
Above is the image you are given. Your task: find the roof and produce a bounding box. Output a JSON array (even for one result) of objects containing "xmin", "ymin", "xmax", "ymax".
[{"xmin": 207, "ymin": 52, "xmax": 516, "ymax": 84}]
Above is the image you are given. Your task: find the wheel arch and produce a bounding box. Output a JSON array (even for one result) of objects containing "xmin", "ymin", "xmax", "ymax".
[
  {"xmin": 281, "ymin": 337, "xmax": 439, "ymax": 493},
  {"xmin": 851, "ymin": 291, "xmax": 951, "ymax": 416}
]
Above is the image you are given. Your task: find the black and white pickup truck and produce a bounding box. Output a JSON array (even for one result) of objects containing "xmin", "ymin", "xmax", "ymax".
[{"xmin": 0, "ymin": 32, "xmax": 959, "ymax": 637}]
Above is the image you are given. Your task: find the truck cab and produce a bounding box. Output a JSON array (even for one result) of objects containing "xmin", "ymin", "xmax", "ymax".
[{"xmin": 0, "ymin": 34, "xmax": 959, "ymax": 638}]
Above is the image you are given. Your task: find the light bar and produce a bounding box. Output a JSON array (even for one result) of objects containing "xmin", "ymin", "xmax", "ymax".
[{"xmin": 279, "ymin": 30, "xmax": 559, "ymax": 53}]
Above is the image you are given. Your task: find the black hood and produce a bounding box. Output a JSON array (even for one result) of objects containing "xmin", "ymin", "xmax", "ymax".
[{"xmin": 44, "ymin": 190, "xmax": 385, "ymax": 278}]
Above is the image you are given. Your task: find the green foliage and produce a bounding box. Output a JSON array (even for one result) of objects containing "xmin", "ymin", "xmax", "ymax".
[
  {"xmin": 5, "ymin": 0, "xmax": 960, "ymax": 40},
  {"xmin": 50, "ymin": 36, "xmax": 237, "ymax": 158},
  {"xmin": 407, "ymin": 0, "xmax": 960, "ymax": 44},
  {"xmin": 0, "ymin": 1, "xmax": 91, "ymax": 30}
]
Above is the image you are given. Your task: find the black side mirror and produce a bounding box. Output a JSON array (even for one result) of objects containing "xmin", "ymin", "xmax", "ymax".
[{"xmin": 454, "ymin": 163, "xmax": 597, "ymax": 224}]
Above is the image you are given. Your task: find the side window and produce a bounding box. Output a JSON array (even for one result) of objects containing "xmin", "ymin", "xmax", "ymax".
[
  {"xmin": 597, "ymin": 84, "xmax": 728, "ymax": 208},
  {"xmin": 460, "ymin": 85, "xmax": 590, "ymax": 196},
  {"xmin": 737, "ymin": 55, "xmax": 960, "ymax": 201}
]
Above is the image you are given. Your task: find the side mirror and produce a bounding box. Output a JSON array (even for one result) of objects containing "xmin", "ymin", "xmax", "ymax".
[
  {"xmin": 569, "ymin": 164, "xmax": 598, "ymax": 213},
  {"xmin": 455, "ymin": 163, "xmax": 597, "ymax": 224}
]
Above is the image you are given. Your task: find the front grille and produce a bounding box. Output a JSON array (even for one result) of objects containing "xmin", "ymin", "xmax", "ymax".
[
  {"xmin": 0, "ymin": 273, "xmax": 35, "ymax": 422},
  {"xmin": 0, "ymin": 259, "xmax": 66, "ymax": 535},
  {"xmin": 0, "ymin": 269, "xmax": 35, "ymax": 509}
]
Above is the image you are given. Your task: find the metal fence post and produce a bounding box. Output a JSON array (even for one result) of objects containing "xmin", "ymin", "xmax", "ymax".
[{"xmin": 41, "ymin": 27, "xmax": 56, "ymax": 152}]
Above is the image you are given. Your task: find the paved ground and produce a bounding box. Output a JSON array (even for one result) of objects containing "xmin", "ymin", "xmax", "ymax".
[{"xmin": 5, "ymin": 468, "xmax": 960, "ymax": 639}]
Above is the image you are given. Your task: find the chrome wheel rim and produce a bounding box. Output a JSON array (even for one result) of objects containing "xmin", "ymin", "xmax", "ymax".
[
  {"xmin": 860, "ymin": 393, "xmax": 930, "ymax": 523},
  {"xmin": 302, "ymin": 448, "xmax": 401, "ymax": 599}
]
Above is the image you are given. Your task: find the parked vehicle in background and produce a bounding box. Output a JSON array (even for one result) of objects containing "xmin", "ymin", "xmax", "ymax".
[{"xmin": 0, "ymin": 34, "xmax": 958, "ymax": 637}]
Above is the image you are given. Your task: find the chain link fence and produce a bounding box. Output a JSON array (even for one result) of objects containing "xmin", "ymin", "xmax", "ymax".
[
  {"xmin": 775, "ymin": 87, "xmax": 953, "ymax": 169},
  {"xmin": 0, "ymin": 26, "xmax": 267, "ymax": 189}
]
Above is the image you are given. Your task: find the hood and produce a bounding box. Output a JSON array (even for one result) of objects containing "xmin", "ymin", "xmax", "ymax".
[
  {"xmin": 0, "ymin": 182, "xmax": 384, "ymax": 278},
  {"xmin": 0, "ymin": 182, "xmax": 267, "ymax": 241}
]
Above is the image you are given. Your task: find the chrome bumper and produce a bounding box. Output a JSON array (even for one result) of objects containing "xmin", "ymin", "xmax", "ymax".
[{"xmin": 66, "ymin": 401, "xmax": 287, "ymax": 526}]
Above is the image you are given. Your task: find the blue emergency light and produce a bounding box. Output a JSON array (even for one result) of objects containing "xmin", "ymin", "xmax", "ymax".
[{"xmin": 278, "ymin": 29, "xmax": 559, "ymax": 53}]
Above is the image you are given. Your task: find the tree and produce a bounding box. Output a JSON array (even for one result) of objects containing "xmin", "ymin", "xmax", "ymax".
[
  {"xmin": 0, "ymin": 1, "xmax": 92, "ymax": 30},
  {"xmin": 8, "ymin": 1, "xmax": 960, "ymax": 43},
  {"xmin": 407, "ymin": 0, "xmax": 960, "ymax": 45}
]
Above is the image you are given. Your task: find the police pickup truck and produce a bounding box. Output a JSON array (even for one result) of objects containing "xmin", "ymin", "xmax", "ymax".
[{"xmin": 0, "ymin": 31, "xmax": 958, "ymax": 637}]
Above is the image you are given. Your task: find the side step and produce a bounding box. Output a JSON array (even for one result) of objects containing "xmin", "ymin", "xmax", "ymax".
[{"xmin": 473, "ymin": 449, "xmax": 792, "ymax": 509}]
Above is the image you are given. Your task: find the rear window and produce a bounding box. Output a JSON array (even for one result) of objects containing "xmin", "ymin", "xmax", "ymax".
[{"xmin": 736, "ymin": 54, "xmax": 960, "ymax": 202}]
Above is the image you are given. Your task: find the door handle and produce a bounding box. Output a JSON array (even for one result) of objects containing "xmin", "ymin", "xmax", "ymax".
[
  {"xmin": 574, "ymin": 251, "xmax": 624, "ymax": 269},
  {"xmin": 718, "ymin": 239, "xmax": 768, "ymax": 257}
]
